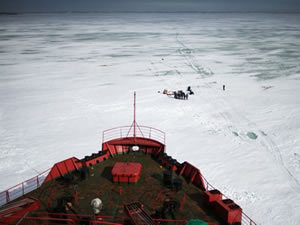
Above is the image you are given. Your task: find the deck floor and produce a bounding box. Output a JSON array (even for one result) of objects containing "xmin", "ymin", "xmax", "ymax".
[{"xmin": 25, "ymin": 152, "xmax": 221, "ymax": 224}]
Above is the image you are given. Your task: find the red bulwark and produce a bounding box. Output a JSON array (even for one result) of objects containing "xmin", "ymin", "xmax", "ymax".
[
  {"xmin": 215, "ymin": 199, "xmax": 242, "ymax": 224},
  {"xmin": 0, "ymin": 197, "xmax": 40, "ymax": 224},
  {"xmin": 203, "ymin": 189, "xmax": 223, "ymax": 206},
  {"xmin": 112, "ymin": 162, "xmax": 142, "ymax": 183}
]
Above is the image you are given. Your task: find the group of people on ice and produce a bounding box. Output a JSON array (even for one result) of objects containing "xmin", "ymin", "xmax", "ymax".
[
  {"xmin": 174, "ymin": 86, "xmax": 194, "ymax": 100},
  {"xmin": 162, "ymin": 84, "xmax": 226, "ymax": 100},
  {"xmin": 162, "ymin": 86, "xmax": 194, "ymax": 100},
  {"xmin": 174, "ymin": 90, "xmax": 188, "ymax": 100}
]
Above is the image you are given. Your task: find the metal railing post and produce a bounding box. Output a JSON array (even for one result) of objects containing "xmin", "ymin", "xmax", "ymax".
[
  {"xmin": 6, "ymin": 190, "xmax": 9, "ymax": 203},
  {"xmin": 72, "ymin": 214, "xmax": 76, "ymax": 225}
]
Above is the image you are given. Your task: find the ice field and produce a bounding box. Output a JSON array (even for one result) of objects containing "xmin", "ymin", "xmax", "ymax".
[{"xmin": 0, "ymin": 13, "xmax": 300, "ymax": 224}]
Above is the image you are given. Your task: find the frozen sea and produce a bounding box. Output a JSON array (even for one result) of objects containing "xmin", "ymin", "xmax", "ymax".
[{"xmin": 0, "ymin": 13, "xmax": 300, "ymax": 224}]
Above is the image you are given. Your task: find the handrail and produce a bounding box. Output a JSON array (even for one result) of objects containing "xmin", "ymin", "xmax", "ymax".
[
  {"xmin": 102, "ymin": 125, "xmax": 166, "ymax": 145},
  {"xmin": 7, "ymin": 216, "xmax": 75, "ymax": 225},
  {"xmin": 8, "ymin": 212, "xmax": 190, "ymax": 225},
  {"xmin": 0, "ymin": 169, "xmax": 50, "ymax": 207},
  {"xmin": 37, "ymin": 212, "xmax": 127, "ymax": 221}
]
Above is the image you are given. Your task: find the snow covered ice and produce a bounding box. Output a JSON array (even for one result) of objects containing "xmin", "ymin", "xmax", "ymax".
[{"xmin": 1, "ymin": 13, "xmax": 300, "ymax": 224}]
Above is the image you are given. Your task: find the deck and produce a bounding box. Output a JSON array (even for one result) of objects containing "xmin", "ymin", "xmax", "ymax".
[{"xmin": 19, "ymin": 152, "xmax": 221, "ymax": 224}]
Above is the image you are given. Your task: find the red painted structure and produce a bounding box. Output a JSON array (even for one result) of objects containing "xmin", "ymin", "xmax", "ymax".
[
  {"xmin": 112, "ymin": 162, "xmax": 142, "ymax": 183},
  {"xmin": 44, "ymin": 157, "xmax": 81, "ymax": 182},
  {"xmin": 215, "ymin": 199, "xmax": 242, "ymax": 225},
  {"xmin": 0, "ymin": 169, "xmax": 49, "ymax": 207},
  {"xmin": 124, "ymin": 202, "xmax": 157, "ymax": 225},
  {"xmin": 179, "ymin": 162, "xmax": 206, "ymax": 190},
  {"xmin": 81, "ymin": 150, "xmax": 110, "ymax": 167},
  {"xmin": 102, "ymin": 136, "xmax": 164, "ymax": 157},
  {"xmin": 0, "ymin": 197, "xmax": 40, "ymax": 225},
  {"xmin": 156, "ymin": 153, "xmax": 181, "ymax": 171},
  {"xmin": 204, "ymin": 190, "xmax": 223, "ymax": 206},
  {"xmin": 102, "ymin": 126, "xmax": 166, "ymax": 146},
  {"xmin": 4, "ymin": 212, "xmax": 189, "ymax": 225}
]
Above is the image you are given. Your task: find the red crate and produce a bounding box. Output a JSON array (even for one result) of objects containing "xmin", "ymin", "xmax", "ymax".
[
  {"xmin": 215, "ymin": 199, "xmax": 242, "ymax": 225},
  {"xmin": 203, "ymin": 189, "xmax": 223, "ymax": 206},
  {"xmin": 112, "ymin": 162, "xmax": 142, "ymax": 183}
]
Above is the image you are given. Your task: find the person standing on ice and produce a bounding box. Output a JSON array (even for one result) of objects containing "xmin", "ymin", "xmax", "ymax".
[{"xmin": 223, "ymin": 85, "xmax": 225, "ymax": 91}]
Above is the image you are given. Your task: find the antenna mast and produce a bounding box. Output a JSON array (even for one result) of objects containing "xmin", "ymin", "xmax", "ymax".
[{"xmin": 133, "ymin": 91, "xmax": 136, "ymax": 138}]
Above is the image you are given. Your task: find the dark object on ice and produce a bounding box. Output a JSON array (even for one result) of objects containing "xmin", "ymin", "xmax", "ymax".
[
  {"xmin": 178, "ymin": 90, "xmax": 185, "ymax": 99},
  {"xmin": 174, "ymin": 90, "xmax": 186, "ymax": 100},
  {"xmin": 187, "ymin": 86, "xmax": 194, "ymax": 95},
  {"xmin": 173, "ymin": 90, "xmax": 190, "ymax": 100},
  {"xmin": 223, "ymin": 85, "xmax": 225, "ymax": 91}
]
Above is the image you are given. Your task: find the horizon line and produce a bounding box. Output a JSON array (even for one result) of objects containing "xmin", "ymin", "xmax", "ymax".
[{"xmin": 1, "ymin": 10, "xmax": 300, "ymax": 15}]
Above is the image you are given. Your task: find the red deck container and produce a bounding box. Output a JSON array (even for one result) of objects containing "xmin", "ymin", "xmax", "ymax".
[
  {"xmin": 203, "ymin": 189, "xmax": 223, "ymax": 206},
  {"xmin": 112, "ymin": 162, "xmax": 142, "ymax": 183},
  {"xmin": 215, "ymin": 199, "xmax": 242, "ymax": 225}
]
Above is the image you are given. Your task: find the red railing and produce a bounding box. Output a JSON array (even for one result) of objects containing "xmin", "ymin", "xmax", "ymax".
[
  {"xmin": 153, "ymin": 218, "xmax": 188, "ymax": 225},
  {"xmin": 7, "ymin": 215, "xmax": 75, "ymax": 225},
  {"xmin": 201, "ymin": 174, "xmax": 257, "ymax": 225},
  {"xmin": 9, "ymin": 212, "xmax": 193, "ymax": 225},
  {"xmin": 102, "ymin": 125, "xmax": 166, "ymax": 145},
  {"xmin": 38, "ymin": 212, "xmax": 126, "ymax": 220},
  {"xmin": 0, "ymin": 169, "xmax": 50, "ymax": 207},
  {"xmin": 5, "ymin": 216, "xmax": 124, "ymax": 225},
  {"xmin": 154, "ymin": 219, "xmax": 216, "ymax": 225}
]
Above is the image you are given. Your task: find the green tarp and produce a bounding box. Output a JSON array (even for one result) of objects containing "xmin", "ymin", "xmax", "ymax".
[{"xmin": 186, "ymin": 219, "xmax": 209, "ymax": 225}]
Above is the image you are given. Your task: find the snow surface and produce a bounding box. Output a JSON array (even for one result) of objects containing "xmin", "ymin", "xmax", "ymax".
[{"xmin": 1, "ymin": 13, "xmax": 300, "ymax": 224}]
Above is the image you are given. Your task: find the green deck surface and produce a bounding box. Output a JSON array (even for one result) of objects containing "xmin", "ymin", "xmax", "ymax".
[{"xmin": 24, "ymin": 152, "xmax": 221, "ymax": 224}]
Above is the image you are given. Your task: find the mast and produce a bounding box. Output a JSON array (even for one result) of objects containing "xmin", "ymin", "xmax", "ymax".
[{"xmin": 133, "ymin": 91, "xmax": 136, "ymax": 138}]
